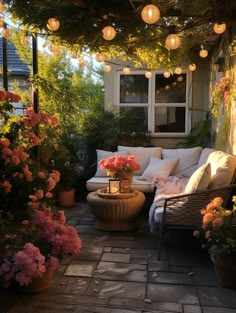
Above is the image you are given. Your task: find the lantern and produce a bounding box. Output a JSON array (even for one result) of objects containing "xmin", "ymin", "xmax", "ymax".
[
  {"xmin": 141, "ymin": 4, "xmax": 160, "ymax": 24},
  {"xmin": 175, "ymin": 66, "xmax": 182, "ymax": 75},
  {"xmin": 213, "ymin": 23, "xmax": 226, "ymax": 34},
  {"xmin": 163, "ymin": 71, "xmax": 171, "ymax": 78},
  {"xmin": 188, "ymin": 63, "xmax": 197, "ymax": 71},
  {"xmin": 123, "ymin": 67, "xmax": 131, "ymax": 75},
  {"xmin": 165, "ymin": 34, "xmax": 181, "ymax": 50},
  {"xmin": 47, "ymin": 18, "xmax": 60, "ymax": 31},
  {"xmin": 104, "ymin": 64, "xmax": 112, "ymax": 73},
  {"xmin": 102, "ymin": 26, "xmax": 116, "ymax": 41},
  {"xmin": 145, "ymin": 71, "xmax": 152, "ymax": 78},
  {"xmin": 95, "ymin": 52, "xmax": 105, "ymax": 62}
]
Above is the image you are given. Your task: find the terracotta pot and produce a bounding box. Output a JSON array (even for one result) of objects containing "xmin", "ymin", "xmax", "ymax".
[
  {"xmin": 211, "ymin": 254, "xmax": 236, "ymax": 289},
  {"xmin": 57, "ymin": 188, "xmax": 75, "ymax": 207},
  {"xmin": 18, "ymin": 266, "xmax": 55, "ymax": 294}
]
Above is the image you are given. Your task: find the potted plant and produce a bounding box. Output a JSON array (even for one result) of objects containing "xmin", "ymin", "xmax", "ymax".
[{"xmin": 193, "ymin": 196, "xmax": 236, "ymax": 289}]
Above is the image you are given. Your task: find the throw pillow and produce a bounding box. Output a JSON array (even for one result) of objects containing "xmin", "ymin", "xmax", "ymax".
[
  {"xmin": 140, "ymin": 157, "xmax": 179, "ymax": 181},
  {"xmin": 95, "ymin": 150, "xmax": 128, "ymax": 177},
  {"xmin": 117, "ymin": 146, "xmax": 162, "ymax": 175},
  {"xmin": 162, "ymin": 146, "xmax": 203, "ymax": 177},
  {"xmin": 185, "ymin": 163, "xmax": 211, "ymax": 194}
]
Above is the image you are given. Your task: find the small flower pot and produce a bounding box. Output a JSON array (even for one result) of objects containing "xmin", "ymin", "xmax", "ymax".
[
  {"xmin": 211, "ymin": 254, "xmax": 236, "ymax": 289},
  {"xmin": 57, "ymin": 188, "xmax": 75, "ymax": 207}
]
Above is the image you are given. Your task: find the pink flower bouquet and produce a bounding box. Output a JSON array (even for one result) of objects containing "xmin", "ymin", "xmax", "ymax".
[{"xmin": 98, "ymin": 154, "xmax": 141, "ymax": 177}]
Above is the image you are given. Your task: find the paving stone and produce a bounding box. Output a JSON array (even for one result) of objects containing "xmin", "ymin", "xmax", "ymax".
[
  {"xmin": 75, "ymin": 246, "xmax": 104, "ymax": 261},
  {"xmin": 183, "ymin": 304, "xmax": 202, "ymax": 313},
  {"xmin": 64, "ymin": 260, "xmax": 97, "ymax": 277},
  {"xmin": 202, "ymin": 307, "xmax": 236, "ymax": 313},
  {"xmin": 101, "ymin": 252, "xmax": 131, "ymax": 263},
  {"xmin": 112, "ymin": 248, "xmax": 157, "ymax": 259},
  {"xmin": 148, "ymin": 271, "xmax": 194, "ymax": 285},
  {"xmin": 108, "ymin": 298, "xmax": 182, "ymax": 312},
  {"xmin": 104, "ymin": 247, "xmax": 112, "ymax": 252},
  {"xmin": 147, "ymin": 283, "xmax": 199, "ymax": 304},
  {"xmin": 198, "ymin": 286, "xmax": 236, "ymax": 307},
  {"xmin": 192, "ymin": 267, "xmax": 218, "ymax": 287},
  {"xmin": 49, "ymin": 294, "xmax": 108, "ymax": 305},
  {"xmin": 148, "ymin": 259, "xmax": 169, "ymax": 271},
  {"xmin": 87, "ymin": 280, "xmax": 146, "ymax": 299},
  {"xmin": 169, "ymin": 265, "xmax": 192, "ymax": 273},
  {"xmin": 168, "ymin": 247, "xmax": 210, "ymax": 267}
]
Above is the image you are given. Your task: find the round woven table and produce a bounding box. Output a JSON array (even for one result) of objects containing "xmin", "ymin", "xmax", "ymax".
[{"xmin": 87, "ymin": 190, "xmax": 145, "ymax": 231}]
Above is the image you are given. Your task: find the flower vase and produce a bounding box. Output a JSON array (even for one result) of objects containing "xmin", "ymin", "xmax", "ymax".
[
  {"xmin": 18, "ymin": 266, "xmax": 55, "ymax": 294},
  {"xmin": 116, "ymin": 172, "xmax": 133, "ymax": 193},
  {"xmin": 211, "ymin": 255, "xmax": 236, "ymax": 289},
  {"xmin": 57, "ymin": 188, "xmax": 75, "ymax": 207}
]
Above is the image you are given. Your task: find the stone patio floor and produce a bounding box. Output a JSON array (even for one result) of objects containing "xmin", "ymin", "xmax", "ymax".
[{"xmin": 1, "ymin": 200, "xmax": 236, "ymax": 313}]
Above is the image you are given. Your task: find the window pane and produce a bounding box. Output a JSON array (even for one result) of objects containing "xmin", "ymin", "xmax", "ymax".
[
  {"xmin": 120, "ymin": 107, "xmax": 148, "ymax": 132},
  {"xmin": 120, "ymin": 75, "xmax": 148, "ymax": 103},
  {"xmin": 155, "ymin": 107, "xmax": 186, "ymax": 133},
  {"xmin": 155, "ymin": 74, "xmax": 186, "ymax": 103}
]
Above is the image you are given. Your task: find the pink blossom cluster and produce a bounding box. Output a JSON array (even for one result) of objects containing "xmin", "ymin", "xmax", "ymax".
[
  {"xmin": 98, "ymin": 154, "xmax": 141, "ymax": 177},
  {"xmin": 0, "ymin": 90, "xmax": 21, "ymax": 102}
]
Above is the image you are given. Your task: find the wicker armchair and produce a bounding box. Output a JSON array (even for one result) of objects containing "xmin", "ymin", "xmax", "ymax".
[{"xmin": 158, "ymin": 183, "xmax": 236, "ymax": 259}]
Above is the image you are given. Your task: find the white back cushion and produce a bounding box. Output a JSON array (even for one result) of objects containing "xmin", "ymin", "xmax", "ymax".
[
  {"xmin": 207, "ymin": 151, "xmax": 236, "ymax": 188},
  {"xmin": 95, "ymin": 150, "xmax": 128, "ymax": 177},
  {"xmin": 162, "ymin": 147, "xmax": 203, "ymax": 177},
  {"xmin": 185, "ymin": 163, "xmax": 211, "ymax": 193},
  {"xmin": 197, "ymin": 148, "xmax": 216, "ymax": 168},
  {"xmin": 117, "ymin": 146, "xmax": 162, "ymax": 175},
  {"xmin": 140, "ymin": 157, "xmax": 179, "ymax": 181}
]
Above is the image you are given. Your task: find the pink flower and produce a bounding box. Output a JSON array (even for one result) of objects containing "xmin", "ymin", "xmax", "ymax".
[
  {"xmin": 212, "ymin": 217, "xmax": 223, "ymax": 228},
  {"xmin": 193, "ymin": 230, "xmax": 199, "ymax": 237},
  {"xmin": 34, "ymin": 189, "xmax": 44, "ymax": 199},
  {"xmin": 38, "ymin": 171, "xmax": 46, "ymax": 179}
]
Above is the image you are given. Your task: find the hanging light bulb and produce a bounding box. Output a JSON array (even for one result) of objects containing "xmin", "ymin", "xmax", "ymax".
[
  {"xmin": 141, "ymin": 4, "xmax": 160, "ymax": 24},
  {"xmin": 199, "ymin": 46, "xmax": 208, "ymax": 58},
  {"xmin": 188, "ymin": 63, "xmax": 197, "ymax": 71},
  {"xmin": 104, "ymin": 64, "xmax": 112, "ymax": 73},
  {"xmin": 145, "ymin": 71, "xmax": 152, "ymax": 78},
  {"xmin": 0, "ymin": 2, "xmax": 4, "ymax": 13},
  {"xmin": 21, "ymin": 34, "xmax": 30, "ymax": 47},
  {"xmin": 70, "ymin": 51, "xmax": 77, "ymax": 59},
  {"xmin": 163, "ymin": 71, "xmax": 171, "ymax": 78},
  {"xmin": 165, "ymin": 34, "xmax": 181, "ymax": 50},
  {"xmin": 2, "ymin": 28, "xmax": 11, "ymax": 39},
  {"xmin": 123, "ymin": 66, "xmax": 131, "ymax": 75},
  {"xmin": 95, "ymin": 52, "xmax": 105, "ymax": 62},
  {"xmin": 79, "ymin": 59, "xmax": 87, "ymax": 67},
  {"xmin": 47, "ymin": 18, "xmax": 60, "ymax": 31},
  {"xmin": 213, "ymin": 23, "xmax": 226, "ymax": 34},
  {"xmin": 102, "ymin": 26, "xmax": 116, "ymax": 41},
  {"xmin": 177, "ymin": 76, "xmax": 184, "ymax": 82},
  {"xmin": 0, "ymin": 19, "xmax": 4, "ymax": 28},
  {"xmin": 175, "ymin": 66, "xmax": 182, "ymax": 75}
]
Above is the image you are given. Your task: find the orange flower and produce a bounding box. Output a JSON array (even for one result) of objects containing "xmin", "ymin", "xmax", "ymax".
[{"xmin": 203, "ymin": 213, "xmax": 214, "ymax": 225}]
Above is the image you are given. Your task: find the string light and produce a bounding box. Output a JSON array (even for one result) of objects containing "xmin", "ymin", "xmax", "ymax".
[
  {"xmin": 0, "ymin": 2, "xmax": 4, "ymax": 13},
  {"xmin": 2, "ymin": 28, "xmax": 11, "ymax": 39},
  {"xmin": 175, "ymin": 66, "xmax": 182, "ymax": 75},
  {"xmin": 165, "ymin": 34, "xmax": 181, "ymax": 50},
  {"xmin": 163, "ymin": 71, "xmax": 171, "ymax": 78},
  {"xmin": 0, "ymin": 19, "xmax": 4, "ymax": 28},
  {"xmin": 102, "ymin": 26, "xmax": 116, "ymax": 41},
  {"xmin": 199, "ymin": 46, "xmax": 208, "ymax": 58},
  {"xmin": 213, "ymin": 23, "xmax": 226, "ymax": 34},
  {"xmin": 79, "ymin": 59, "xmax": 87, "ymax": 67},
  {"xmin": 104, "ymin": 64, "xmax": 112, "ymax": 72},
  {"xmin": 70, "ymin": 51, "xmax": 77, "ymax": 59},
  {"xmin": 21, "ymin": 34, "xmax": 30, "ymax": 47},
  {"xmin": 188, "ymin": 63, "xmax": 197, "ymax": 71},
  {"xmin": 95, "ymin": 52, "xmax": 105, "ymax": 62},
  {"xmin": 47, "ymin": 18, "xmax": 60, "ymax": 31},
  {"xmin": 145, "ymin": 71, "xmax": 152, "ymax": 78},
  {"xmin": 141, "ymin": 4, "xmax": 160, "ymax": 24},
  {"xmin": 123, "ymin": 66, "xmax": 131, "ymax": 75}
]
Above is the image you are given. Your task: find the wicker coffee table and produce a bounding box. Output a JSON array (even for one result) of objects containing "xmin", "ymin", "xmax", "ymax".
[{"xmin": 87, "ymin": 189, "xmax": 145, "ymax": 231}]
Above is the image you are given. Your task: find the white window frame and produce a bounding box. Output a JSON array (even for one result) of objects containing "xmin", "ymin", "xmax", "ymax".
[{"xmin": 115, "ymin": 69, "xmax": 192, "ymax": 137}]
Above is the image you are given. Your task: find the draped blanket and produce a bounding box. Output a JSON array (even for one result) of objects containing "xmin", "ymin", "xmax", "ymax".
[{"xmin": 149, "ymin": 175, "xmax": 189, "ymax": 231}]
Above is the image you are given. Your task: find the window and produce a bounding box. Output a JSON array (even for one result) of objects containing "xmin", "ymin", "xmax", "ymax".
[{"xmin": 116, "ymin": 70, "xmax": 191, "ymax": 136}]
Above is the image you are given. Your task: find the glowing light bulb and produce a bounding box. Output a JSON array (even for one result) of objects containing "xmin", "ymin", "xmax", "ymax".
[
  {"xmin": 95, "ymin": 52, "xmax": 105, "ymax": 62},
  {"xmin": 163, "ymin": 71, "xmax": 171, "ymax": 78},
  {"xmin": 21, "ymin": 35, "xmax": 30, "ymax": 47},
  {"xmin": 123, "ymin": 67, "xmax": 131, "ymax": 75},
  {"xmin": 47, "ymin": 18, "xmax": 60, "ymax": 31},
  {"xmin": 175, "ymin": 66, "xmax": 182, "ymax": 75},
  {"xmin": 104, "ymin": 64, "xmax": 112, "ymax": 72},
  {"xmin": 141, "ymin": 4, "xmax": 160, "ymax": 24},
  {"xmin": 0, "ymin": 2, "xmax": 4, "ymax": 13},
  {"xmin": 165, "ymin": 34, "xmax": 181, "ymax": 50},
  {"xmin": 2, "ymin": 28, "xmax": 11, "ymax": 39},
  {"xmin": 145, "ymin": 71, "xmax": 152, "ymax": 78},
  {"xmin": 188, "ymin": 63, "xmax": 197, "ymax": 71},
  {"xmin": 213, "ymin": 23, "xmax": 226, "ymax": 34},
  {"xmin": 102, "ymin": 26, "xmax": 116, "ymax": 41},
  {"xmin": 199, "ymin": 48, "xmax": 208, "ymax": 58}
]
